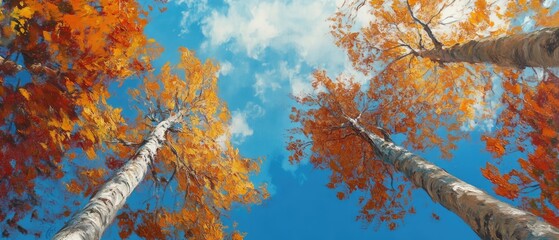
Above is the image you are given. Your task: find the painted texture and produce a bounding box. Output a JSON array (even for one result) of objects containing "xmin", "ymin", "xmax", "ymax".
[
  {"xmin": 346, "ymin": 117, "xmax": 559, "ymax": 240},
  {"xmin": 420, "ymin": 28, "xmax": 559, "ymax": 68},
  {"xmin": 52, "ymin": 113, "xmax": 182, "ymax": 240}
]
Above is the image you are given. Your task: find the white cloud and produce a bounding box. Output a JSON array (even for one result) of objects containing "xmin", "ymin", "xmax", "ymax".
[
  {"xmin": 228, "ymin": 102, "xmax": 266, "ymax": 144},
  {"xmin": 216, "ymin": 134, "xmax": 227, "ymax": 151},
  {"xmin": 218, "ymin": 60, "xmax": 233, "ymax": 76},
  {"xmin": 229, "ymin": 111, "xmax": 253, "ymax": 144},
  {"xmin": 197, "ymin": 0, "xmax": 377, "ymax": 100},
  {"xmin": 201, "ymin": 0, "xmax": 353, "ymax": 71},
  {"xmin": 244, "ymin": 101, "xmax": 266, "ymax": 118},
  {"xmin": 253, "ymin": 71, "xmax": 282, "ymax": 101},
  {"xmin": 278, "ymin": 61, "xmax": 314, "ymax": 98},
  {"xmin": 176, "ymin": 0, "xmax": 209, "ymax": 35}
]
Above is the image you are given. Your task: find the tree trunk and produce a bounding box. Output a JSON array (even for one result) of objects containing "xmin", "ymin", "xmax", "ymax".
[
  {"xmin": 419, "ymin": 27, "xmax": 559, "ymax": 68},
  {"xmin": 345, "ymin": 117, "xmax": 559, "ymax": 240},
  {"xmin": 52, "ymin": 113, "xmax": 182, "ymax": 240}
]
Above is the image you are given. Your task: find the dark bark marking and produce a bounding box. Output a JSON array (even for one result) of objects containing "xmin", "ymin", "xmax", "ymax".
[
  {"xmin": 483, "ymin": 212, "xmax": 495, "ymax": 239},
  {"xmin": 544, "ymin": 29, "xmax": 559, "ymax": 55},
  {"xmin": 475, "ymin": 216, "xmax": 482, "ymax": 234}
]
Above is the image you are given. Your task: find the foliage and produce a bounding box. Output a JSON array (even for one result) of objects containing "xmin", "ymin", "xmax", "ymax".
[
  {"xmin": 288, "ymin": 70, "xmax": 465, "ymax": 229},
  {"xmin": 331, "ymin": 0, "xmax": 513, "ymax": 151},
  {"xmin": 325, "ymin": 0, "xmax": 559, "ymax": 227},
  {"xmin": 482, "ymin": 72, "xmax": 559, "ymax": 227},
  {"xmin": 1, "ymin": 0, "xmax": 265, "ymax": 239},
  {"xmin": 0, "ymin": 0, "xmax": 156, "ymax": 236},
  {"xmin": 288, "ymin": 1, "xmax": 504, "ymax": 228},
  {"xmin": 105, "ymin": 48, "xmax": 267, "ymax": 239}
]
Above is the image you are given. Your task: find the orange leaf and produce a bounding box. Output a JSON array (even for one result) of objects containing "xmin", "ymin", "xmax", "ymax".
[
  {"xmin": 66, "ymin": 180, "xmax": 83, "ymax": 194},
  {"xmin": 18, "ymin": 88, "xmax": 30, "ymax": 100},
  {"xmin": 542, "ymin": 127, "xmax": 557, "ymax": 138}
]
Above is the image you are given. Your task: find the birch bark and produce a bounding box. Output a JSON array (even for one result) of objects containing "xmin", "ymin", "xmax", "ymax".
[
  {"xmin": 52, "ymin": 112, "xmax": 182, "ymax": 240},
  {"xmin": 345, "ymin": 117, "xmax": 559, "ymax": 240},
  {"xmin": 419, "ymin": 28, "xmax": 559, "ymax": 68}
]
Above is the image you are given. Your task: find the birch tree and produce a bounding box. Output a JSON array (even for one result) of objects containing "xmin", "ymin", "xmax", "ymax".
[
  {"xmin": 330, "ymin": 0, "xmax": 559, "ymax": 227},
  {"xmin": 417, "ymin": 28, "xmax": 559, "ymax": 68},
  {"xmin": 53, "ymin": 48, "xmax": 267, "ymax": 240},
  {"xmin": 288, "ymin": 73, "xmax": 559, "ymax": 239}
]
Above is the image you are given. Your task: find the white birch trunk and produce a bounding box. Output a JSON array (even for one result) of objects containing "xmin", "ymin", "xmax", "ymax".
[
  {"xmin": 52, "ymin": 113, "xmax": 182, "ymax": 240},
  {"xmin": 419, "ymin": 28, "xmax": 559, "ymax": 68},
  {"xmin": 345, "ymin": 117, "xmax": 559, "ymax": 240}
]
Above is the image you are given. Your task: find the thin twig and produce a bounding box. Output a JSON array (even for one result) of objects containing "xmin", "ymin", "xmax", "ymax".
[{"xmin": 405, "ymin": 0, "xmax": 443, "ymax": 49}]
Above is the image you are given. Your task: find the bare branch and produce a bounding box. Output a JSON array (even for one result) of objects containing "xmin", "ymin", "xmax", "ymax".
[
  {"xmin": 427, "ymin": 0, "xmax": 457, "ymax": 25},
  {"xmin": 109, "ymin": 139, "xmax": 142, "ymax": 147},
  {"xmin": 383, "ymin": 52, "xmax": 414, "ymax": 71},
  {"xmin": 416, "ymin": 28, "xmax": 425, "ymax": 50},
  {"xmin": 0, "ymin": 55, "xmax": 59, "ymax": 77},
  {"xmin": 405, "ymin": 0, "xmax": 443, "ymax": 49}
]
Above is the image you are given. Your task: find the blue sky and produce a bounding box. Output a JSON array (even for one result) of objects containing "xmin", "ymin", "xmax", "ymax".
[{"xmin": 26, "ymin": 0, "xmax": 537, "ymax": 239}]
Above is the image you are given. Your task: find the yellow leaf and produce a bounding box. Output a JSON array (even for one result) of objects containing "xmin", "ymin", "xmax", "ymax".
[
  {"xmin": 18, "ymin": 88, "xmax": 30, "ymax": 100},
  {"xmin": 18, "ymin": 7, "xmax": 34, "ymax": 19},
  {"xmin": 11, "ymin": 6, "xmax": 33, "ymax": 19},
  {"xmin": 85, "ymin": 147, "xmax": 96, "ymax": 160},
  {"xmin": 83, "ymin": 129, "xmax": 96, "ymax": 143},
  {"xmin": 145, "ymin": 80, "xmax": 160, "ymax": 93},
  {"xmin": 49, "ymin": 130, "xmax": 57, "ymax": 141},
  {"xmin": 40, "ymin": 142, "xmax": 48, "ymax": 150},
  {"xmin": 60, "ymin": 114, "xmax": 73, "ymax": 131},
  {"xmin": 232, "ymin": 160, "xmax": 248, "ymax": 174},
  {"xmin": 185, "ymin": 148, "xmax": 196, "ymax": 155}
]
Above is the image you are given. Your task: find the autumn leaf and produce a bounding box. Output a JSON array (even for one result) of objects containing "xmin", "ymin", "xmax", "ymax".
[
  {"xmin": 541, "ymin": 127, "xmax": 557, "ymax": 138},
  {"xmin": 51, "ymin": 47, "xmax": 267, "ymax": 239},
  {"xmin": 0, "ymin": 0, "xmax": 156, "ymax": 234},
  {"xmin": 65, "ymin": 180, "xmax": 83, "ymax": 194},
  {"xmin": 481, "ymin": 136, "xmax": 507, "ymax": 158},
  {"xmin": 231, "ymin": 231, "xmax": 245, "ymax": 240},
  {"xmin": 483, "ymin": 74, "xmax": 559, "ymax": 227},
  {"xmin": 18, "ymin": 88, "xmax": 30, "ymax": 100}
]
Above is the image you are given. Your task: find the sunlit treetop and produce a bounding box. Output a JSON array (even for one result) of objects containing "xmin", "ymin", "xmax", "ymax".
[
  {"xmin": 288, "ymin": 68, "xmax": 469, "ymax": 229},
  {"xmin": 97, "ymin": 48, "xmax": 268, "ymax": 240},
  {"xmin": 331, "ymin": 0, "xmax": 559, "ymax": 130},
  {"xmin": 331, "ymin": 0, "xmax": 514, "ymax": 133}
]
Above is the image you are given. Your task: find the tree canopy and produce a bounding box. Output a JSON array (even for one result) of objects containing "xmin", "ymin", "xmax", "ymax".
[
  {"xmin": 0, "ymin": 1, "xmax": 266, "ymax": 239},
  {"xmin": 288, "ymin": 0, "xmax": 559, "ymax": 231}
]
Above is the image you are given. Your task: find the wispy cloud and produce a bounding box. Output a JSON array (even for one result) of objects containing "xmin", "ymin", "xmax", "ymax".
[
  {"xmin": 176, "ymin": 0, "xmax": 209, "ymax": 35},
  {"xmin": 228, "ymin": 102, "xmax": 266, "ymax": 144},
  {"xmin": 229, "ymin": 111, "xmax": 253, "ymax": 144},
  {"xmin": 197, "ymin": 0, "xmax": 364, "ymax": 97},
  {"xmin": 218, "ymin": 60, "xmax": 233, "ymax": 76}
]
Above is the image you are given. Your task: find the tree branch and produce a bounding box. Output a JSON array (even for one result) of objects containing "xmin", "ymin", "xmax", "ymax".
[
  {"xmin": 0, "ymin": 55, "xmax": 59, "ymax": 77},
  {"xmin": 405, "ymin": 0, "xmax": 443, "ymax": 49},
  {"xmin": 427, "ymin": 0, "xmax": 457, "ymax": 25},
  {"xmin": 109, "ymin": 139, "xmax": 142, "ymax": 147}
]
